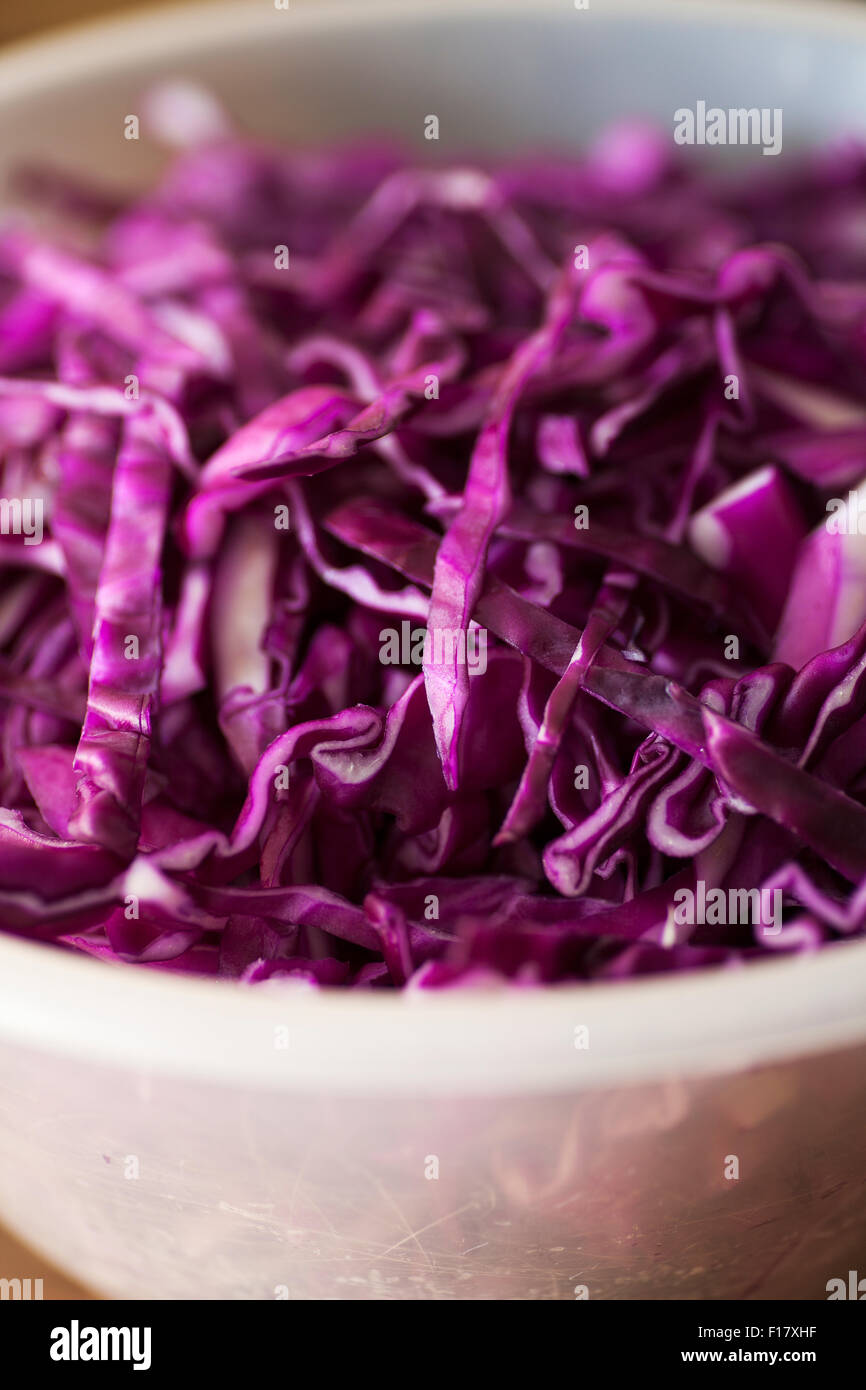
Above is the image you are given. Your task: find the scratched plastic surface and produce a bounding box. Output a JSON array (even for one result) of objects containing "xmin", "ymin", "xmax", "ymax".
[{"xmin": 0, "ymin": 1036, "xmax": 864, "ymax": 1299}]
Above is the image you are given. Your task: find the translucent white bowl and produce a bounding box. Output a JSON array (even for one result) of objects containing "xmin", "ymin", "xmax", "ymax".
[{"xmin": 1, "ymin": 0, "xmax": 865, "ymax": 1300}]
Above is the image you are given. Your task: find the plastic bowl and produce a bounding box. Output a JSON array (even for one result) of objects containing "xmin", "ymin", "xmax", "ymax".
[{"xmin": 1, "ymin": 0, "xmax": 865, "ymax": 1301}]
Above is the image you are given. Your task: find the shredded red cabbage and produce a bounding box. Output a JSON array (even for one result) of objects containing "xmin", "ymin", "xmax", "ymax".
[{"xmin": 2, "ymin": 94, "xmax": 866, "ymax": 987}]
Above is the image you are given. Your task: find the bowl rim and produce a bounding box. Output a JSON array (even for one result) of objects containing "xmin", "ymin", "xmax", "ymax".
[
  {"xmin": 1, "ymin": 0, "xmax": 866, "ymax": 1096},
  {"xmin": 3, "ymin": 0, "xmax": 866, "ymax": 107},
  {"xmin": 1, "ymin": 929, "xmax": 865, "ymax": 1095}
]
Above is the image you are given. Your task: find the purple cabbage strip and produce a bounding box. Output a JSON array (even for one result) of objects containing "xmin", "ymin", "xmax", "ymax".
[
  {"xmin": 66, "ymin": 416, "xmax": 171, "ymax": 858},
  {"xmin": 423, "ymin": 266, "xmax": 581, "ymax": 789}
]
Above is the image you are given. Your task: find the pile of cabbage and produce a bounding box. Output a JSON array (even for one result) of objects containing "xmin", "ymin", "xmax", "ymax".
[{"xmin": 1, "ymin": 97, "xmax": 866, "ymax": 987}]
